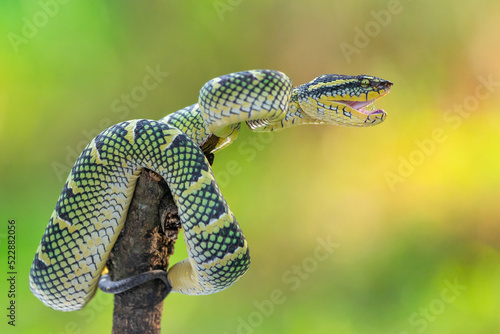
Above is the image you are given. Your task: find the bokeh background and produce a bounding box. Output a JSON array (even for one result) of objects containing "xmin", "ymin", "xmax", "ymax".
[{"xmin": 1, "ymin": 0, "xmax": 499, "ymax": 333}]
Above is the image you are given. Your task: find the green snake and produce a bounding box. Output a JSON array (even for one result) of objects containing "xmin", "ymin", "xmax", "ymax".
[{"xmin": 30, "ymin": 70, "xmax": 392, "ymax": 311}]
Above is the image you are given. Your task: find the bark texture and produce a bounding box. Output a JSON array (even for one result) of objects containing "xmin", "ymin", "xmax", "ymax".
[{"xmin": 106, "ymin": 169, "xmax": 181, "ymax": 334}]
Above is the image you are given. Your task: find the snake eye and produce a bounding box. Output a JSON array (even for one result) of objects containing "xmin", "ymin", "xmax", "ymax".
[{"xmin": 361, "ymin": 78, "xmax": 370, "ymax": 88}]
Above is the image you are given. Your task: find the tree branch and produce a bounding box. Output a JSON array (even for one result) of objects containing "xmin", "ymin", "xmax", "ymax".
[
  {"xmin": 106, "ymin": 169, "xmax": 181, "ymax": 334},
  {"xmin": 105, "ymin": 142, "xmax": 215, "ymax": 333}
]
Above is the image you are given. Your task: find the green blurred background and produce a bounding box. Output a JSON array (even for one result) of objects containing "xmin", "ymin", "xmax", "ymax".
[{"xmin": 1, "ymin": 0, "xmax": 499, "ymax": 333}]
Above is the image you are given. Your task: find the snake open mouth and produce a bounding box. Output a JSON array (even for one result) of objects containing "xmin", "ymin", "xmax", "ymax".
[
  {"xmin": 333, "ymin": 81, "xmax": 392, "ymax": 116},
  {"xmin": 340, "ymin": 99, "xmax": 385, "ymax": 115}
]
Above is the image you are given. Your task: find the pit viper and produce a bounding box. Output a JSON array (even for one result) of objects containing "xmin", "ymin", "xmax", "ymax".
[{"xmin": 30, "ymin": 70, "xmax": 392, "ymax": 311}]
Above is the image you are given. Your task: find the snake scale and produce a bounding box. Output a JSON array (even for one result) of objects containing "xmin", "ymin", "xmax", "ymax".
[{"xmin": 30, "ymin": 70, "xmax": 392, "ymax": 311}]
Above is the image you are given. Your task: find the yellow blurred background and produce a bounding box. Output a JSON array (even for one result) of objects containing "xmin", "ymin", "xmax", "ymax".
[{"xmin": 1, "ymin": 0, "xmax": 499, "ymax": 333}]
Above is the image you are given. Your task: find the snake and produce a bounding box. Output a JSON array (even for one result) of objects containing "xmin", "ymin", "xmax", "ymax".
[{"xmin": 29, "ymin": 69, "xmax": 392, "ymax": 311}]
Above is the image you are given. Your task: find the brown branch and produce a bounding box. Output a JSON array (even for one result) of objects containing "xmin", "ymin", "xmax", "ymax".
[
  {"xmin": 105, "ymin": 169, "xmax": 181, "ymax": 334},
  {"xmin": 104, "ymin": 139, "xmax": 215, "ymax": 333}
]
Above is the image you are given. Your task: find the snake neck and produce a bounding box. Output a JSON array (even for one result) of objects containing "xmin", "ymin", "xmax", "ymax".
[
  {"xmin": 160, "ymin": 89, "xmax": 324, "ymax": 149},
  {"xmin": 253, "ymin": 89, "xmax": 326, "ymax": 132}
]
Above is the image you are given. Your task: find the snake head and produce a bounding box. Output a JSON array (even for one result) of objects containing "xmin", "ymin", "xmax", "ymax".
[{"xmin": 297, "ymin": 74, "xmax": 393, "ymax": 127}]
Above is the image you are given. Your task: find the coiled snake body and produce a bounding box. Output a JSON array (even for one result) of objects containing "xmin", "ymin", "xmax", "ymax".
[{"xmin": 30, "ymin": 70, "xmax": 392, "ymax": 311}]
